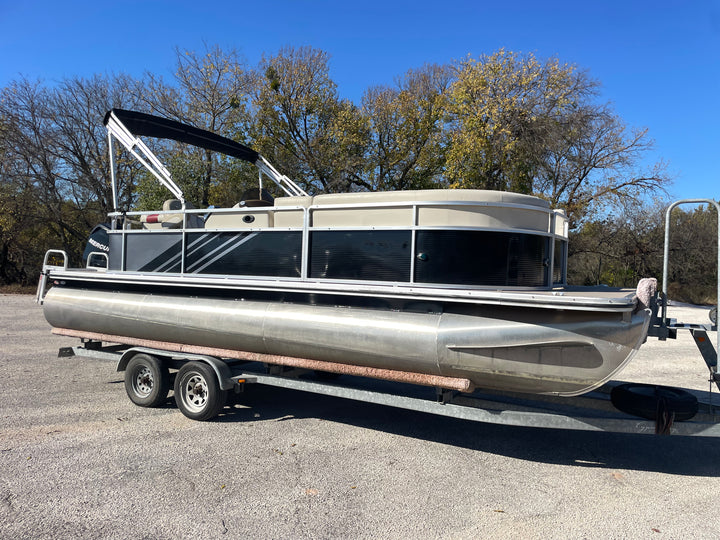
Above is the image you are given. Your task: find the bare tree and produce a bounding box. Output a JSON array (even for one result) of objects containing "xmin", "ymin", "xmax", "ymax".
[
  {"xmin": 534, "ymin": 104, "xmax": 669, "ymax": 227},
  {"xmin": 360, "ymin": 64, "xmax": 451, "ymax": 191},
  {"xmin": 51, "ymin": 73, "xmax": 147, "ymax": 213},
  {"xmin": 254, "ymin": 46, "xmax": 366, "ymax": 194},
  {"xmin": 141, "ymin": 45, "xmax": 256, "ymax": 207},
  {"xmin": 0, "ymin": 73, "xmax": 145, "ymax": 279}
]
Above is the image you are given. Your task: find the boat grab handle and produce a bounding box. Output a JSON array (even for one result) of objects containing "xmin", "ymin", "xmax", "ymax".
[
  {"xmin": 42, "ymin": 249, "xmax": 68, "ymax": 271},
  {"xmin": 36, "ymin": 250, "xmax": 68, "ymax": 305}
]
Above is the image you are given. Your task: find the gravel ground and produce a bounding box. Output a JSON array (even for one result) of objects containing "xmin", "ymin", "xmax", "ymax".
[{"xmin": 1, "ymin": 294, "xmax": 720, "ymax": 539}]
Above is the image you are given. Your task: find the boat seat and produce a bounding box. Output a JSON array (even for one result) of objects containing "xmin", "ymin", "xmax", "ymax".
[
  {"xmin": 239, "ymin": 187, "xmax": 274, "ymax": 207},
  {"xmin": 238, "ymin": 199, "xmax": 273, "ymax": 207},
  {"xmin": 204, "ymin": 201, "xmax": 274, "ymax": 229},
  {"xmin": 140, "ymin": 199, "xmax": 204, "ymax": 229}
]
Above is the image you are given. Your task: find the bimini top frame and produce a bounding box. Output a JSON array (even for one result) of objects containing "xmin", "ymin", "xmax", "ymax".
[{"xmin": 104, "ymin": 109, "xmax": 308, "ymax": 211}]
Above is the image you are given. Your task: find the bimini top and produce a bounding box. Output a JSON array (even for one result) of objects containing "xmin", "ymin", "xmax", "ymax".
[
  {"xmin": 103, "ymin": 109, "xmax": 259, "ymax": 163},
  {"xmin": 103, "ymin": 109, "xmax": 308, "ymax": 206}
]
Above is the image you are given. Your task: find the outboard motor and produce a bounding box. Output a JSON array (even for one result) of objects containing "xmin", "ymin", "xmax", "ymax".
[{"xmin": 82, "ymin": 224, "xmax": 110, "ymax": 268}]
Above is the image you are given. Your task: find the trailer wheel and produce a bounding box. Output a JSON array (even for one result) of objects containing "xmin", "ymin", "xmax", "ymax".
[
  {"xmin": 611, "ymin": 383, "xmax": 698, "ymax": 421},
  {"xmin": 174, "ymin": 362, "xmax": 227, "ymax": 421},
  {"xmin": 124, "ymin": 354, "xmax": 169, "ymax": 407}
]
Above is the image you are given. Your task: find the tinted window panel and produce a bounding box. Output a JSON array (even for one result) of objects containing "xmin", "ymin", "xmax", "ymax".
[
  {"xmin": 415, "ymin": 231, "xmax": 548, "ymax": 287},
  {"xmin": 553, "ymin": 239, "xmax": 567, "ymax": 285},
  {"xmin": 108, "ymin": 233, "xmax": 123, "ymax": 271},
  {"xmin": 123, "ymin": 232, "xmax": 182, "ymax": 273},
  {"xmin": 310, "ymin": 230, "xmax": 411, "ymax": 282},
  {"xmin": 186, "ymin": 231, "xmax": 301, "ymax": 277}
]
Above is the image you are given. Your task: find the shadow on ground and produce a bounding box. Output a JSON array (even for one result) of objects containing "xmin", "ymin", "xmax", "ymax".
[{"xmin": 181, "ymin": 380, "xmax": 720, "ymax": 478}]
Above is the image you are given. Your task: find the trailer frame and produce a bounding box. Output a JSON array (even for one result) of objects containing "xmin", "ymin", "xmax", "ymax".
[{"xmin": 58, "ymin": 337, "xmax": 720, "ymax": 437}]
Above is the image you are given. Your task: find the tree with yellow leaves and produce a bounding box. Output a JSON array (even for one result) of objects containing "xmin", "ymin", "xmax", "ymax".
[{"xmin": 445, "ymin": 49, "xmax": 669, "ymax": 226}]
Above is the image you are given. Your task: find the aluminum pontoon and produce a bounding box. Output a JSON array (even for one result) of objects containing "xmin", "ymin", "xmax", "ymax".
[{"xmin": 35, "ymin": 110, "xmax": 719, "ymax": 427}]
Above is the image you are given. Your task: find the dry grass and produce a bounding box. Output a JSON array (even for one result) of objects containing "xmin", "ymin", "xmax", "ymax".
[
  {"xmin": 0, "ymin": 284, "xmax": 36, "ymax": 294},
  {"xmin": 667, "ymin": 282, "xmax": 717, "ymax": 306}
]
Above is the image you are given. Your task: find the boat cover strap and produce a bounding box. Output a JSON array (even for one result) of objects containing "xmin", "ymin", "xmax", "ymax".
[{"xmin": 103, "ymin": 109, "xmax": 259, "ymax": 164}]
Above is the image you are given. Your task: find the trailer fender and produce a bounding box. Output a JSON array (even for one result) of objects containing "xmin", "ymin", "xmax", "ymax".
[{"xmin": 116, "ymin": 347, "xmax": 235, "ymax": 390}]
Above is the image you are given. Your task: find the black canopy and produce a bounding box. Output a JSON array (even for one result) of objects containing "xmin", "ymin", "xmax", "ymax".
[{"xmin": 103, "ymin": 109, "xmax": 259, "ymax": 164}]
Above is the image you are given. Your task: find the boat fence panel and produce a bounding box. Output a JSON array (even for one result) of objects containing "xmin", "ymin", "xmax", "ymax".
[
  {"xmin": 415, "ymin": 230, "xmax": 549, "ymax": 287},
  {"xmin": 309, "ymin": 230, "xmax": 412, "ymax": 282},
  {"xmin": 185, "ymin": 231, "xmax": 302, "ymax": 277}
]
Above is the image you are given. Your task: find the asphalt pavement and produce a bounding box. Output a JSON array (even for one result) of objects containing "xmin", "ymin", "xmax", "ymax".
[{"xmin": 2, "ymin": 294, "xmax": 720, "ymax": 539}]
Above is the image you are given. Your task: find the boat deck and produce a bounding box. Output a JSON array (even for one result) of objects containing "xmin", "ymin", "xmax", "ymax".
[{"xmin": 46, "ymin": 266, "xmax": 639, "ymax": 312}]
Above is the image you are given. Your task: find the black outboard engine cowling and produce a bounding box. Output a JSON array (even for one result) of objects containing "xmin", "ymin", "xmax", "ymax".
[{"xmin": 82, "ymin": 224, "xmax": 110, "ymax": 268}]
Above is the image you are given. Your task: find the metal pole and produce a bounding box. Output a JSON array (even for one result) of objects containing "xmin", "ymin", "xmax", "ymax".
[{"xmin": 108, "ymin": 132, "xmax": 118, "ymax": 214}]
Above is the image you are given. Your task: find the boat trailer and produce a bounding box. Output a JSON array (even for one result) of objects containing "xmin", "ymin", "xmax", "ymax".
[{"xmin": 56, "ymin": 329, "xmax": 719, "ymax": 436}]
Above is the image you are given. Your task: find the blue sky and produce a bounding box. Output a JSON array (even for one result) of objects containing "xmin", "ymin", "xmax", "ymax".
[{"xmin": 1, "ymin": 0, "xmax": 718, "ymax": 201}]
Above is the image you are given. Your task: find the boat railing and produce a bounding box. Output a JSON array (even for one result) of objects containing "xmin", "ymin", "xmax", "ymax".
[
  {"xmin": 109, "ymin": 197, "xmax": 566, "ymax": 233},
  {"xmin": 102, "ymin": 196, "xmax": 569, "ymax": 288},
  {"xmin": 100, "ymin": 110, "xmax": 569, "ymax": 286},
  {"xmin": 108, "ymin": 203, "xmax": 307, "ymax": 231},
  {"xmin": 36, "ymin": 250, "xmax": 68, "ymax": 304},
  {"xmin": 85, "ymin": 252, "xmax": 109, "ymax": 270},
  {"xmin": 652, "ymin": 199, "xmax": 720, "ymax": 389},
  {"xmin": 41, "ymin": 249, "xmax": 68, "ymax": 270},
  {"xmin": 661, "ymin": 199, "xmax": 720, "ymax": 324}
]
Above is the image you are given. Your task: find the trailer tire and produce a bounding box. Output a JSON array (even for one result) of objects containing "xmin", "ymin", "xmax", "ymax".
[
  {"xmin": 174, "ymin": 362, "xmax": 227, "ymax": 421},
  {"xmin": 124, "ymin": 354, "xmax": 169, "ymax": 407},
  {"xmin": 611, "ymin": 383, "xmax": 698, "ymax": 421}
]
